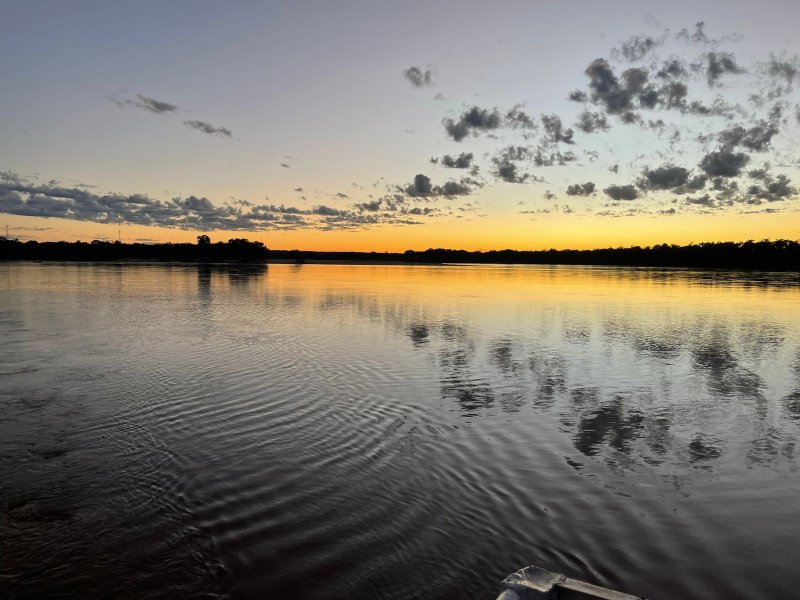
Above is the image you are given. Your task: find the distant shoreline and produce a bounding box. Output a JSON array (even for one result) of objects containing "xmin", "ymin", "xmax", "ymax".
[{"xmin": 2, "ymin": 238, "xmax": 799, "ymax": 271}]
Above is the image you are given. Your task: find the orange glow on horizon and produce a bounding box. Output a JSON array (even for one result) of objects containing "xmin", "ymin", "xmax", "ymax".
[{"xmin": 4, "ymin": 210, "xmax": 800, "ymax": 252}]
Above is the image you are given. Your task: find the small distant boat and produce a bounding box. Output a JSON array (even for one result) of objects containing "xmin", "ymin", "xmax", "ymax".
[{"xmin": 497, "ymin": 565, "xmax": 645, "ymax": 599}]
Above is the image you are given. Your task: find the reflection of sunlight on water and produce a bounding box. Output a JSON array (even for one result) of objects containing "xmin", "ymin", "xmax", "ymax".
[{"xmin": 1, "ymin": 262, "xmax": 799, "ymax": 600}]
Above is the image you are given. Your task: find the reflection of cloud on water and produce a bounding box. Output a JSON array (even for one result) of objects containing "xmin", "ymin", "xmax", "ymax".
[{"xmin": 261, "ymin": 269, "xmax": 800, "ymax": 479}]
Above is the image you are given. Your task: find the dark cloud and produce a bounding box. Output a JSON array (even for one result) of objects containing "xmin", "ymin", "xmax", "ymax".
[
  {"xmin": 656, "ymin": 59, "xmax": 688, "ymax": 79},
  {"xmin": 442, "ymin": 105, "xmax": 536, "ymax": 141},
  {"xmin": 541, "ymin": 114, "xmax": 575, "ymax": 144},
  {"xmin": 136, "ymin": 95, "xmax": 178, "ymax": 114},
  {"xmin": 718, "ymin": 120, "xmax": 780, "ymax": 152},
  {"xmin": 568, "ymin": 90, "xmax": 588, "ymax": 102},
  {"xmin": 403, "ymin": 66, "xmax": 433, "ymax": 87},
  {"xmin": 673, "ymin": 174, "xmax": 708, "ymax": 194},
  {"xmin": 699, "ymin": 150, "xmax": 749, "ymax": 177},
  {"xmin": 493, "ymin": 160, "xmax": 528, "ymax": 184},
  {"xmin": 111, "ymin": 94, "xmax": 178, "ymax": 114},
  {"xmin": 491, "ymin": 146, "xmax": 535, "ymax": 183},
  {"xmin": 662, "ymin": 81, "xmax": 688, "ymax": 108},
  {"xmin": 614, "ymin": 35, "xmax": 662, "ymax": 62},
  {"xmin": 762, "ymin": 54, "xmax": 799, "ymax": 86},
  {"xmin": 0, "ymin": 171, "xmax": 434, "ymax": 232},
  {"xmin": 684, "ymin": 194, "xmax": 715, "ymax": 207},
  {"xmin": 439, "ymin": 152, "xmax": 474, "ymax": 169},
  {"xmin": 505, "ymin": 106, "xmax": 537, "ymax": 129},
  {"xmin": 566, "ymin": 182, "xmax": 596, "ymax": 196},
  {"xmin": 532, "ymin": 149, "xmax": 577, "ymax": 167},
  {"xmin": 280, "ymin": 163, "xmax": 290, "ymax": 168},
  {"xmin": 705, "ymin": 52, "xmax": 745, "ymax": 86},
  {"xmin": 294, "ymin": 187, "xmax": 304, "ymax": 192},
  {"xmin": 585, "ymin": 59, "xmax": 628, "ymax": 114},
  {"xmin": 184, "ymin": 120, "xmax": 233, "ymax": 137},
  {"xmin": 403, "ymin": 174, "xmax": 473, "ymax": 197},
  {"xmin": 575, "ymin": 111, "xmax": 609, "ymax": 133},
  {"xmin": 443, "ymin": 106, "xmax": 502, "ymax": 141},
  {"xmin": 746, "ymin": 174, "xmax": 796, "ymax": 202},
  {"xmin": 638, "ymin": 165, "xmax": 690, "ymax": 190},
  {"xmin": 603, "ymin": 184, "xmax": 639, "ymax": 201}
]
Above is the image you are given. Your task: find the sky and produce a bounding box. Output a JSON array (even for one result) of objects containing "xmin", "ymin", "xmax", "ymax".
[{"xmin": 1, "ymin": 0, "xmax": 799, "ymax": 251}]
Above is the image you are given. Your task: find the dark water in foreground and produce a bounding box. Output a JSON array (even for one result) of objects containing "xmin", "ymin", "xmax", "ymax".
[{"xmin": 1, "ymin": 262, "xmax": 799, "ymax": 599}]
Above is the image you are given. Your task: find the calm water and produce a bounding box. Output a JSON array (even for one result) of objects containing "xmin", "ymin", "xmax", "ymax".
[{"xmin": 1, "ymin": 262, "xmax": 799, "ymax": 599}]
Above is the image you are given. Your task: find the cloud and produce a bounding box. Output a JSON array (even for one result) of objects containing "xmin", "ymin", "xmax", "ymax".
[
  {"xmin": 684, "ymin": 193, "xmax": 715, "ymax": 207},
  {"xmin": 504, "ymin": 106, "xmax": 537, "ymax": 130},
  {"xmin": 532, "ymin": 149, "xmax": 577, "ymax": 167},
  {"xmin": 541, "ymin": 114, "xmax": 575, "ymax": 144},
  {"xmin": 584, "ymin": 58, "xmax": 638, "ymax": 118},
  {"xmin": 442, "ymin": 105, "xmax": 536, "ymax": 141},
  {"xmin": 566, "ymin": 182, "xmax": 596, "ymax": 196},
  {"xmin": 111, "ymin": 94, "xmax": 178, "ymax": 114},
  {"xmin": 704, "ymin": 52, "xmax": 745, "ymax": 86},
  {"xmin": 0, "ymin": 171, "xmax": 437, "ymax": 232},
  {"xmin": 438, "ymin": 152, "xmax": 474, "ymax": 169},
  {"xmin": 762, "ymin": 54, "xmax": 799, "ymax": 86},
  {"xmin": 638, "ymin": 165, "xmax": 690, "ymax": 190},
  {"xmin": 575, "ymin": 111, "xmax": 609, "ymax": 133},
  {"xmin": 280, "ymin": 163, "xmax": 290, "ymax": 168},
  {"xmin": 403, "ymin": 66, "xmax": 433, "ymax": 87},
  {"xmin": 443, "ymin": 106, "xmax": 502, "ymax": 141},
  {"xmin": 613, "ymin": 35, "xmax": 663, "ymax": 62},
  {"xmin": 699, "ymin": 150, "xmax": 749, "ymax": 177},
  {"xmin": 718, "ymin": 120, "xmax": 780, "ymax": 152},
  {"xmin": 493, "ymin": 160, "xmax": 528, "ymax": 183},
  {"xmin": 603, "ymin": 184, "xmax": 639, "ymax": 201},
  {"xmin": 568, "ymin": 90, "xmax": 588, "ymax": 102},
  {"xmin": 402, "ymin": 174, "xmax": 474, "ymax": 197},
  {"xmin": 135, "ymin": 95, "xmax": 178, "ymax": 114},
  {"xmin": 183, "ymin": 120, "xmax": 233, "ymax": 137},
  {"xmin": 745, "ymin": 174, "xmax": 796, "ymax": 202}
]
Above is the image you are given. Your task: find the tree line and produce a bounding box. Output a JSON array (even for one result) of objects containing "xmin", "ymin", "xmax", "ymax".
[{"xmin": 1, "ymin": 236, "xmax": 798, "ymax": 270}]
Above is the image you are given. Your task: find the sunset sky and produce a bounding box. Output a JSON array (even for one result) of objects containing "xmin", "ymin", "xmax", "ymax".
[{"xmin": 1, "ymin": 0, "xmax": 799, "ymax": 251}]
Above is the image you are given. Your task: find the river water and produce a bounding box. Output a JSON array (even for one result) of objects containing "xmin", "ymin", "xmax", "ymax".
[{"xmin": 1, "ymin": 262, "xmax": 799, "ymax": 599}]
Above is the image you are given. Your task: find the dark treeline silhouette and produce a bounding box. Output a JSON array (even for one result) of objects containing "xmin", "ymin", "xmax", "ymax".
[
  {"xmin": 1, "ymin": 237, "xmax": 798, "ymax": 271},
  {"xmin": 0, "ymin": 236, "xmax": 268, "ymax": 262}
]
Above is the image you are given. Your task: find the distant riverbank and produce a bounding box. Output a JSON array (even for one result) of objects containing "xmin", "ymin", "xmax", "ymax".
[{"xmin": 2, "ymin": 237, "xmax": 799, "ymax": 271}]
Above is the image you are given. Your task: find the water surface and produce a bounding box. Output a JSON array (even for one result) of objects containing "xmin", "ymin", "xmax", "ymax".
[{"xmin": 1, "ymin": 262, "xmax": 799, "ymax": 599}]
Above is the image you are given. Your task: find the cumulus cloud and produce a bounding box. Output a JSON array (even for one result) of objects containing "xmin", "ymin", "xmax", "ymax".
[
  {"xmin": 0, "ymin": 171, "xmax": 437, "ymax": 232},
  {"xmin": 438, "ymin": 152, "xmax": 474, "ymax": 168},
  {"xmin": 699, "ymin": 150, "xmax": 749, "ymax": 177},
  {"xmin": 442, "ymin": 105, "xmax": 536, "ymax": 141},
  {"xmin": 718, "ymin": 119, "xmax": 780, "ymax": 152},
  {"xmin": 613, "ymin": 34, "xmax": 663, "ymax": 62},
  {"xmin": 603, "ymin": 184, "xmax": 639, "ymax": 201},
  {"xmin": 568, "ymin": 90, "xmax": 588, "ymax": 102},
  {"xmin": 704, "ymin": 52, "xmax": 745, "ymax": 86},
  {"xmin": 575, "ymin": 111, "xmax": 609, "ymax": 133},
  {"xmin": 403, "ymin": 66, "xmax": 433, "ymax": 87},
  {"xmin": 402, "ymin": 174, "xmax": 474, "ymax": 197},
  {"xmin": 541, "ymin": 114, "xmax": 575, "ymax": 144},
  {"xmin": 442, "ymin": 106, "xmax": 502, "ymax": 141},
  {"xmin": 183, "ymin": 120, "xmax": 233, "ymax": 137},
  {"xmin": 745, "ymin": 174, "xmax": 796, "ymax": 202},
  {"xmin": 638, "ymin": 165, "xmax": 690, "ymax": 190},
  {"xmin": 566, "ymin": 182, "xmax": 596, "ymax": 196},
  {"xmin": 493, "ymin": 160, "xmax": 528, "ymax": 184},
  {"xmin": 504, "ymin": 106, "xmax": 537, "ymax": 129}
]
